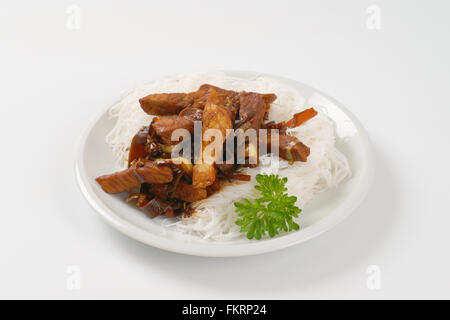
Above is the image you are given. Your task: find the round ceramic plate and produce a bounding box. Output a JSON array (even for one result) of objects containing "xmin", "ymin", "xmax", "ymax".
[{"xmin": 75, "ymin": 71, "xmax": 375, "ymax": 257}]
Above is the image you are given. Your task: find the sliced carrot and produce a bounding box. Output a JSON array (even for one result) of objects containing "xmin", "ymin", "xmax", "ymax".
[
  {"xmin": 285, "ymin": 108, "xmax": 318, "ymax": 128},
  {"xmin": 232, "ymin": 174, "xmax": 251, "ymax": 181}
]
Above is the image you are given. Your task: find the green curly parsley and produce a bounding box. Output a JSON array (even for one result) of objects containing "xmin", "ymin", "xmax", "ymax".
[{"xmin": 234, "ymin": 174, "xmax": 301, "ymax": 240}]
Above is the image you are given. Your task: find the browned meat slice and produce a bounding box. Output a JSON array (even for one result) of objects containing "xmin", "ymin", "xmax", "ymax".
[
  {"xmin": 96, "ymin": 162, "xmax": 173, "ymax": 194},
  {"xmin": 238, "ymin": 92, "xmax": 277, "ymax": 130},
  {"xmin": 139, "ymin": 83, "xmax": 277, "ymax": 117},
  {"xmin": 238, "ymin": 92, "xmax": 265, "ymax": 131},
  {"xmin": 234, "ymin": 92, "xmax": 276, "ymax": 166},
  {"xmin": 277, "ymin": 134, "xmax": 310, "ymax": 162},
  {"xmin": 178, "ymin": 107, "xmax": 203, "ymax": 121},
  {"xmin": 96, "ymin": 167, "xmax": 142, "ymax": 194},
  {"xmin": 193, "ymin": 89, "xmax": 234, "ymax": 188},
  {"xmin": 193, "ymin": 163, "xmax": 217, "ymax": 189},
  {"xmin": 142, "ymin": 197, "xmax": 174, "ymax": 218},
  {"xmin": 139, "ymin": 84, "xmax": 242, "ymax": 116},
  {"xmin": 138, "ymin": 84, "xmax": 211, "ymax": 115},
  {"xmin": 198, "ymin": 84, "xmax": 240, "ymax": 118},
  {"xmin": 151, "ymin": 116, "xmax": 195, "ymax": 145},
  {"xmin": 139, "ymin": 93, "xmax": 195, "ymax": 116},
  {"xmin": 173, "ymin": 181, "xmax": 207, "ymax": 202},
  {"xmin": 200, "ymin": 84, "xmax": 275, "ymax": 115},
  {"xmin": 151, "ymin": 107, "xmax": 203, "ymax": 145},
  {"xmin": 202, "ymin": 99, "xmax": 233, "ymax": 139},
  {"xmin": 135, "ymin": 162, "xmax": 174, "ymax": 183},
  {"xmin": 261, "ymin": 132, "xmax": 310, "ymax": 162}
]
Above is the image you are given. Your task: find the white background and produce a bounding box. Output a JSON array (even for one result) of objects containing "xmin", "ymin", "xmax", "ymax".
[{"xmin": 1, "ymin": 0, "xmax": 449, "ymax": 299}]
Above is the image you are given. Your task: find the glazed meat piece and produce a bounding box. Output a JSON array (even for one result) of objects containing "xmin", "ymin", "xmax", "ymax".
[
  {"xmin": 238, "ymin": 92, "xmax": 265, "ymax": 131},
  {"xmin": 268, "ymin": 134, "xmax": 310, "ymax": 162},
  {"xmin": 96, "ymin": 162, "xmax": 173, "ymax": 194},
  {"xmin": 278, "ymin": 134, "xmax": 310, "ymax": 162},
  {"xmin": 96, "ymin": 167, "xmax": 142, "ymax": 194},
  {"xmin": 198, "ymin": 84, "xmax": 275, "ymax": 118},
  {"xmin": 178, "ymin": 107, "xmax": 203, "ymax": 121},
  {"xmin": 192, "ymin": 163, "xmax": 217, "ymax": 189},
  {"xmin": 235, "ymin": 92, "xmax": 276, "ymax": 166},
  {"xmin": 139, "ymin": 83, "xmax": 277, "ymax": 117},
  {"xmin": 138, "ymin": 84, "xmax": 239, "ymax": 116},
  {"xmin": 135, "ymin": 162, "xmax": 174, "ymax": 184},
  {"xmin": 173, "ymin": 181, "xmax": 207, "ymax": 202},
  {"xmin": 201, "ymin": 94, "xmax": 233, "ymax": 139},
  {"xmin": 200, "ymin": 84, "xmax": 240, "ymax": 118},
  {"xmin": 259, "ymin": 131, "xmax": 310, "ymax": 162},
  {"xmin": 151, "ymin": 116, "xmax": 195, "ymax": 145},
  {"xmin": 138, "ymin": 84, "xmax": 211, "ymax": 115},
  {"xmin": 202, "ymin": 84, "xmax": 275, "ymax": 116},
  {"xmin": 238, "ymin": 91, "xmax": 277, "ymax": 131},
  {"xmin": 151, "ymin": 107, "xmax": 203, "ymax": 145},
  {"xmin": 139, "ymin": 93, "xmax": 196, "ymax": 116},
  {"xmin": 192, "ymin": 89, "xmax": 234, "ymax": 188}
]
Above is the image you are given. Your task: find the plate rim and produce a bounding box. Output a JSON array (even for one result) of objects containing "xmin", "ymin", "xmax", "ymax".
[{"xmin": 74, "ymin": 70, "xmax": 375, "ymax": 257}]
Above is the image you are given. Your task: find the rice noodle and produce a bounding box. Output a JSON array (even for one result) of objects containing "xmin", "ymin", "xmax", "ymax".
[{"xmin": 105, "ymin": 72, "xmax": 351, "ymax": 241}]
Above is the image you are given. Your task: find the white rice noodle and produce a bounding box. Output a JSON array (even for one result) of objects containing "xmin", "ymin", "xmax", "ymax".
[{"xmin": 105, "ymin": 72, "xmax": 351, "ymax": 241}]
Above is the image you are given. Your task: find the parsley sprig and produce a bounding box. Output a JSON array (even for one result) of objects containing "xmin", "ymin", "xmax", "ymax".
[{"xmin": 234, "ymin": 174, "xmax": 301, "ymax": 240}]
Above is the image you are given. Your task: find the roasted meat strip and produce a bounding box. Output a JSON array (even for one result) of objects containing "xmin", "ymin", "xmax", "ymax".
[
  {"xmin": 235, "ymin": 92, "xmax": 277, "ymax": 165},
  {"xmin": 136, "ymin": 162, "xmax": 173, "ymax": 184},
  {"xmin": 96, "ymin": 167, "xmax": 142, "ymax": 194},
  {"xmin": 278, "ymin": 134, "xmax": 310, "ymax": 162},
  {"xmin": 139, "ymin": 93, "xmax": 196, "ymax": 116},
  {"xmin": 138, "ymin": 84, "xmax": 210, "ymax": 115},
  {"xmin": 238, "ymin": 91, "xmax": 277, "ymax": 130},
  {"xmin": 192, "ymin": 89, "xmax": 234, "ymax": 188},
  {"xmin": 139, "ymin": 83, "xmax": 275, "ymax": 116},
  {"xmin": 192, "ymin": 163, "xmax": 217, "ymax": 189},
  {"xmin": 239, "ymin": 92, "xmax": 277, "ymax": 129},
  {"xmin": 96, "ymin": 162, "xmax": 173, "ymax": 194},
  {"xmin": 151, "ymin": 116, "xmax": 196, "ymax": 145},
  {"xmin": 262, "ymin": 132, "xmax": 310, "ymax": 162},
  {"xmin": 238, "ymin": 92, "xmax": 266, "ymax": 131}
]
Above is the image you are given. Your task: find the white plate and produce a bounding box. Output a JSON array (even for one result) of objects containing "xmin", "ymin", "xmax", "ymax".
[{"xmin": 75, "ymin": 71, "xmax": 375, "ymax": 257}]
